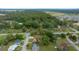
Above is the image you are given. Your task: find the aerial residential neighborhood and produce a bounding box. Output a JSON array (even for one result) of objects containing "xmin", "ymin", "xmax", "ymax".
[{"xmin": 0, "ymin": 9, "xmax": 79, "ymax": 51}]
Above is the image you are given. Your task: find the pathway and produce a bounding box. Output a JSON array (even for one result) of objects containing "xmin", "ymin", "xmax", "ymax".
[{"xmin": 66, "ymin": 36, "xmax": 79, "ymax": 51}]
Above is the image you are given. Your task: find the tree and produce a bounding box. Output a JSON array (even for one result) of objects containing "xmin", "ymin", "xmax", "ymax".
[
  {"xmin": 60, "ymin": 33, "xmax": 66, "ymax": 38},
  {"xmin": 69, "ymin": 34, "xmax": 77, "ymax": 42},
  {"xmin": 40, "ymin": 35, "xmax": 50, "ymax": 46},
  {"xmin": 15, "ymin": 34, "xmax": 24, "ymax": 40}
]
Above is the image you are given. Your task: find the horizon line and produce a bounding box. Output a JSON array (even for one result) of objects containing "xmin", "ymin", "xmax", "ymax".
[{"xmin": 0, "ymin": 8, "xmax": 79, "ymax": 9}]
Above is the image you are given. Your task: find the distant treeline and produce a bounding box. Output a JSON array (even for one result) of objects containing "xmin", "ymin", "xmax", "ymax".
[{"xmin": 0, "ymin": 9, "xmax": 79, "ymax": 14}]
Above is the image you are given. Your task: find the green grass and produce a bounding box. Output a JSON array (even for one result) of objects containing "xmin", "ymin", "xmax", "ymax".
[
  {"xmin": 40, "ymin": 43, "xmax": 56, "ymax": 51},
  {"xmin": 27, "ymin": 42, "xmax": 32, "ymax": 51},
  {"xmin": 68, "ymin": 46, "xmax": 76, "ymax": 51},
  {"xmin": 14, "ymin": 46, "xmax": 22, "ymax": 51},
  {"xmin": 0, "ymin": 35, "xmax": 6, "ymax": 40}
]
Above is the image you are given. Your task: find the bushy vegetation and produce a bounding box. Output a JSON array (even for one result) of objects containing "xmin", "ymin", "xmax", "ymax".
[
  {"xmin": 0, "ymin": 11, "xmax": 74, "ymax": 47},
  {"xmin": 0, "ymin": 12, "xmax": 64, "ymax": 30},
  {"xmin": 0, "ymin": 34, "xmax": 24, "ymax": 46},
  {"xmin": 0, "ymin": 12, "xmax": 64, "ymax": 46},
  {"xmin": 69, "ymin": 34, "xmax": 77, "ymax": 42},
  {"xmin": 15, "ymin": 34, "xmax": 25, "ymax": 40}
]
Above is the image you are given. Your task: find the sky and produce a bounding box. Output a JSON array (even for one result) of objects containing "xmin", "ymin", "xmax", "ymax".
[{"xmin": 0, "ymin": 0, "xmax": 79, "ymax": 9}]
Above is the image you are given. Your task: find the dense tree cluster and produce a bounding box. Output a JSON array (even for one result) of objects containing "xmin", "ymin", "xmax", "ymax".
[{"xmin": 0, "ymin": 11, "xmax": 69, "ymax": 46}]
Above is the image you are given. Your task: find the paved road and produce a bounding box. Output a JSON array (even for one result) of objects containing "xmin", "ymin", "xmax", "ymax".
[
  {"xmin": 69, "ymin": 27, "xmax": 79, "ymax": 32},
  {"xmin": 22, "ymin": 38, "xmax": 29, "ymax": 51},
  {"xmin": 22, "ymin": 33, "xmax": 30, "ymax": 51},
  {"xmin": 0, "ymin": 33, "xmax": 24, "ymax": 36},
  {"xmin": 53, "ymin": 27, "xmax": 79, "ymax": 34},
  {"xmin": 53, "ymin": 32, "xmax": 79, "ymax": 34},
  {"xmin": 66, "ymin": 36, "xmax": 79, "ymax": 51}
]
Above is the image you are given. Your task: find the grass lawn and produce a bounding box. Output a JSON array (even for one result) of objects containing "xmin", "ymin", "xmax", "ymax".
[
  {"xmin": 40, "ymin": 43, "xmax": 56, "ymax": 51},
  {"xmin": 68, "ymin": 46, "xmax": 76, "ymax": 51},
  {"xmin": 14, "ymin": 46, "xmax": 22, "ymax": 51},
  {"xmin": 0, "ymin": 35, "xmax": 6, "ymax": 40}
]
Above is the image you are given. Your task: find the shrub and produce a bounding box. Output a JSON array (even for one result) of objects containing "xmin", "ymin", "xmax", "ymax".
[
  {"xmin": 69, "ymin": 35, "xmax": 77, "ymax": 42},
  {"xmin": 15, "ymin": 34, "xmax": 24, "ymax": 40},
  {"xmin": 60, "ymin": 33, "xmax": 66, "ymax": 38},
  {"xmin": 0, "ymin": 39, "xmax": 4, "ymax": 46},
  {"xmin": 40, "ymin": 35, "xmax": 50, "ymax": 46},
  {"xmin": 3, "ymin": 34, "xmax": 16, "ymax": 45}
]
